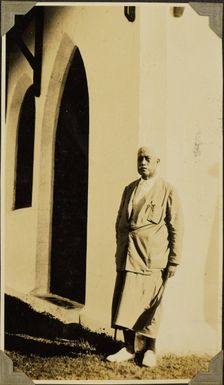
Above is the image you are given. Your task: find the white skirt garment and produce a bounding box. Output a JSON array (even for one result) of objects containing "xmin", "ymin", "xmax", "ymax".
[{"xmin": 112, "ymin": 270, "xmax": 164, "ymax": 338}]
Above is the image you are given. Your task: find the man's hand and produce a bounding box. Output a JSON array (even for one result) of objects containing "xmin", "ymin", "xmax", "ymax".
[{"xmin": 164, "ymin": 263, "xmax": 177, "ymax": 279}]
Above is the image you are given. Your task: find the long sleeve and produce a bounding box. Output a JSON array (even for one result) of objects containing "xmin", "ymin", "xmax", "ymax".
[
  {"xmin": 115, "ymin": 187, "xmax": 128, "ymax": 242},
  {"xmin": 166, "ymin": 187, "xmax": 184, "ymax": 265}
]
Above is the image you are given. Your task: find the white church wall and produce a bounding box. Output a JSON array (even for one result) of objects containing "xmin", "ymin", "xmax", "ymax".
[
  {"xmin": 5, "ymin": 6, "xmax": 140, "ymax": 327},
  {"xmin": 138, "ymin": 5, "xmax": 167, "ymax": 177},
  {"xmin": 158, "ymin": 4, "xmax": 222, "ymax": 354},
  {"xmin": 4, "ymin": 48, "xmax": 38, "ymax": 293}
]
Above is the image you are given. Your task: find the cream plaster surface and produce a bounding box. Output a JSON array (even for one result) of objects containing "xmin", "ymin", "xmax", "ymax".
[
  {"xmin": 138, "ymin": 6, "xmax": 167, "ymax": 177},
  {"xmin": 5, "ymin": 5, "xmax": 140, "ymax": 318},
  {"xmin": 157, "ymin": 4, "xmax": 222, "ymax": 354},
  {"xmin": 4, "ymin": 49, "xmax": 37, "ymax": 292}
]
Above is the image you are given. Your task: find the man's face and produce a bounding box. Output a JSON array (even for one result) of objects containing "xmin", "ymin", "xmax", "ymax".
[{"xmin": 137, "ymin": 147, "xmax": 159, "ymax": 179}]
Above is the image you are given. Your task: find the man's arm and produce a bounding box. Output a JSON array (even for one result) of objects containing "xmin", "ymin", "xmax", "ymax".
[
  {"xmin": 165, "ymin": 187, "xmax": 184, "ymax": 277},
  {"xmin": 115, "ymin": 186, "xmax": 128, "ymax": 242}
]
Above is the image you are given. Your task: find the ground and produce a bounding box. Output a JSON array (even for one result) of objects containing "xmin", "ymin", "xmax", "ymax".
[{"xmin": 5, "ymin": 330, "xmax": 211, "ymax": 381}]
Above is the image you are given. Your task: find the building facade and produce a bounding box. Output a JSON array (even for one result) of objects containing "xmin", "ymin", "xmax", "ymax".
[{"xmin": 3, "ymin": 4, "xmax": 222, "ymax": 354}]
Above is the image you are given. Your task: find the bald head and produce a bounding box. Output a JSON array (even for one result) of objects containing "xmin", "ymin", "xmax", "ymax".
[
  {"xmin": 138, "ymin": 146, "xmax": 158, "ymax": 159},
  {"xmin": 137, "ymin": 146, "xmax": 160, "ymax": 179}
]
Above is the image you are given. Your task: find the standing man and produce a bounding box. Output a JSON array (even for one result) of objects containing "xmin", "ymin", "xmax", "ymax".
[{"xmin": 107, "ymin": 146, "xmax": 184, "ymax": 367}]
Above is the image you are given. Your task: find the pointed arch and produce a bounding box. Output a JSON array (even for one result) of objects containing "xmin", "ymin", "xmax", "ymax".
[{"xmin": 35, "ymin": 34, "xmax": 89, "ymax": 302}]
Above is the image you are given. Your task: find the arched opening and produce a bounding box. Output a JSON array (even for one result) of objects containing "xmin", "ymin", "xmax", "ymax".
[
  {"xmin": 50, "ymin": 47, "xmax": 89, "ymax": 305},
  {"xmin": 14, "ymin": 85, "xmax": 35, "ymax": 209}
]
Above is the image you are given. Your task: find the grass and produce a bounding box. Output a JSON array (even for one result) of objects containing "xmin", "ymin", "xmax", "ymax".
[{"xmin": 5, "ymin": 330, "xmax": 212, "ymax": 381}]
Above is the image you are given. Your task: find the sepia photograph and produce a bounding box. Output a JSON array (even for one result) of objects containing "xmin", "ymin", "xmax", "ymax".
[{"xmin": 0, "ymin": 1, "xmax": 223, "ymax": 383}]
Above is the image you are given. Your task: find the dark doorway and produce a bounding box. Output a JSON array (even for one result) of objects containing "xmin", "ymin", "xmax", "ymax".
[
  {"xmin": 14, "ymin": 85, "xmax": 35, "ymax": 209},
  {"xmin": 50, "ymin": 48, "xmax": 89, "ymax": 304}
]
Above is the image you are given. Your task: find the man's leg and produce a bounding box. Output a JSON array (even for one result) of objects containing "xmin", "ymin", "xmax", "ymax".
[
  {"xmin": 141, "ymin": 336, "xmax": 157, "ymax": 367},
  {"xmin": 106, "ymin": 328, "xmax": 135, "ymax": 362},
  {"xmin": 120, "ymin": 330, "xmax": 157, "ymax": 367},
  {"xmin": 145, "ymin": 337, "xmax": 156, "ymax": 352},
  {"xmin": 135, "ymin": 333, "xmax": 156, "ymax": 353},
  {"xmin": 123, "ymin": 329, "xmax": 135, "ymax": 353},
  {"xmin": 134, "ymin": 292, "xmax": 162, "ymax": 367}
]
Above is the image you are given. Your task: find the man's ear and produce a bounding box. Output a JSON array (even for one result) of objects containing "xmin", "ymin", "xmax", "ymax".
[{"xmin": 157, "ymin": 158, "xmax": 160, "ymax": 164}]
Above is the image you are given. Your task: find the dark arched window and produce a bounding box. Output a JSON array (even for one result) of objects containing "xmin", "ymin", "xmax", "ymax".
[
  {"xmin": 14, "ymin": 86, "xmax": 35, "ymax": 209},
  {"xmin": 50, "ymin": 48, "xmax": 89, "ymax": 304}
]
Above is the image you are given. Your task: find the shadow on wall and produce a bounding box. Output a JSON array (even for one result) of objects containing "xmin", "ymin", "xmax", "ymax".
[{"xmin": 203, "ymin": 162, "xmax": 220, "ymax": 330}]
